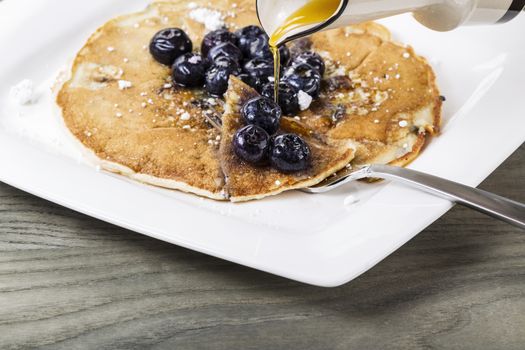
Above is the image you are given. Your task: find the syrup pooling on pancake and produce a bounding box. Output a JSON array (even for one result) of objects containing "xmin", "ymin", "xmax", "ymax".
[{"xmin": 57, "ymin": 0, "xmax": 441, "ymax": 201}]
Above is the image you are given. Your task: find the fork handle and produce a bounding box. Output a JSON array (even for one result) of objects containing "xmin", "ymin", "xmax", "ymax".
[{"xmin": 366, "ymin": 164, "xmax": 525, "ymax": 229}]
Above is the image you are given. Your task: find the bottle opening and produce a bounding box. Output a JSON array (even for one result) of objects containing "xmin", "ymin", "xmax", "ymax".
[
  {"xmin": 268, "ymin": 0, "xmax": 344, "ymax": 47},
  {"xmin": 257, "ymin": 0, "xmax": 347, "ymax": 47}
]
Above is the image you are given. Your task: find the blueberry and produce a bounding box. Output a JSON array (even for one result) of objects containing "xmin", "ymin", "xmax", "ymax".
[
  {"xmin": 236, "ymin": 25, "xmax": 266, "ymax": 39},
  {"xmin": 235, "ymin": 25, "xmax": 267, "ymax": 56},
  {"xmin": 201, "ymin": 29, "xmax": 237, "ymax": 56},
  {"xmin": 240, "ymin": 73, "xmax": 267, "ymax": 92},
  {"xmin": 261, "ymin": 81, "xmax": 300, "ymax": 115},
  {"xmin": 269, "ymin": 134, "xmax": 311, "ymax": 172},
  {"xmin": 243, "ymin": 57, "xmax": 274, "ymax": 77},
  {"xmin": 207, "ymin": 42, "xmax": 243, "ymax": 63},
  {"xmin": 293, "ymin": 51, "xmax": 325, "ymax": 76},
  {"xmin": 279, "ymin": 45, "xmax": 291, "ymax": 66},
  {"xmin": 243, "ymin": 57, "xmax": 274, "ymax": 89},
  {"xmin": 171, "ymin": 53, "xmax": 207, "ymax": 87},
  {"xmin": 214, "ymin": 56, "xmax": 242, "ymax": 74},
  {"xmin": 237, "ymin": 73, "xmax": 254, "ymax": 87},
  {"xmin": 233, "ymin": 125, "xmax": 270, "ymax": 164},
  {"xmin": 242, "ymin": 57, "xmax": 290, "ymax": 92},
  {"xmin": 205, "ymin": 65, "xmax": 238, "ymax": 96},
  {"xmin": 245, "ymin": 35, "xmax": 290, "ymax": 66},
  {"xmin": 149, "ymin": 28, "xmax": 192, "ymax": 66},
  {"xmin": 247, "ymin": 35, "xmax": 273, "ymax": 60},
  {"xmin": 282, "ymin": 63, "xmax": 322, "ymax": 98},
  {"xmin": 241, "ymin": 96, "xmax": 282, "ymax": 134}
]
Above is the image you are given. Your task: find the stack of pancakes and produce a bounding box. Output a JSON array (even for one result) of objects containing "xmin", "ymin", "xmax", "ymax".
[{"xmin": 57, "ymin": 0, "xmax": 441, "ymax": 202}]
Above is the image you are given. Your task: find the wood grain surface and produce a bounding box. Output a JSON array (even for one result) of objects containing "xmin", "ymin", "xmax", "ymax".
[{"xmin": 0, "ymin": 144, "xmax": 523, "ymax": 349}]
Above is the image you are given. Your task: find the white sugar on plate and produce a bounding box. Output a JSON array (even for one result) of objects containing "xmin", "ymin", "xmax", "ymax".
[
  {"xmin": 2, "ymin": 74, "xmax": 85, "ymax": 161},
  {"xmin": 9, "ymin": 79, "xmax": 35, "ymax": 105},
  {"xmin": 343, "ymin": 194, "xmax": 359, "ymax": 208}
]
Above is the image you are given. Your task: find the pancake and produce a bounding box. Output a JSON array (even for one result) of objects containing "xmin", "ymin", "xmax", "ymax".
[
  {"xmin": 57, "ymin": 0, "xmax": 441, "ymax": 202},
  {"xmin": 57, "ymin": 0, "xmax": 256, "ymax": 200},
  {"xmin": 220, "ymin": 77, "xmax": 355, "ymax": 202}
]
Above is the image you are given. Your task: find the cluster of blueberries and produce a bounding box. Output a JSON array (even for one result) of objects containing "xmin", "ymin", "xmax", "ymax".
[
  {"xmin": 149, "ymin": 25, "xmax": 326, "ymax": 114},
  {"xmin": 234, "ymin": 97, "xmax": 310, "ymax": 173},
  {"xmin": 149, "ymin": 25, "xmax": 326, "ymax": 172}
]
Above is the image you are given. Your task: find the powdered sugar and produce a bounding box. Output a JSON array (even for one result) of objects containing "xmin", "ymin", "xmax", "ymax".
[
  {"xmin": 188, "ymin": 7, "xmax": 225, "ymax": 31},
  {"xmin": 180, "ymin": 112, "xmax": 191, "ymax": 121},
  {"xmin": 188, "ymin": 55, "xmax": 202, "ymax": 64},
  {"xmin": 118, "ymin": 80, "xmax": 132, "ymax": 90},
  {"xmin": 297, "ymin": 90, "xmax": 313, "ymax": 111},
  {"xmin": 9, "ymin": 79, "xmax": 35, "ymax": 105},
  {"xmin": 2, "ymin": 74, "xmax": 85, "ymax": 161}
]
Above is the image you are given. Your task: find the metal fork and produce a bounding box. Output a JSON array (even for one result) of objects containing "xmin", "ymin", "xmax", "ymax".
[{"xmin": 303, "ymin": 164, "xmax": 525, "ymax": 229}]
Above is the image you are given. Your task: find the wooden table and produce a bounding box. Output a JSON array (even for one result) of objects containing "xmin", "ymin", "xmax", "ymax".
[{"xmin": 0, "ymin": 144, "xmax": 523, "ymax": 349}]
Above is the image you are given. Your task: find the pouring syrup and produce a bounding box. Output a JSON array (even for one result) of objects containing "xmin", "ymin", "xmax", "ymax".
[
  {"xmin": 268, "ymin": 0, "xmax": 341, "ymax": 103},
  {"xmin": 260, "ymin": 0, "xmax": 523, "ymax": 104}
]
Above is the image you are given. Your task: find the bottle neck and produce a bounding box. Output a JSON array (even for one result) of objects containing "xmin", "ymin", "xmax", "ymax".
[
  {"xmin": 330, "ymin": 0, "xmax": 523, "ymax": 32},
  {"xmin": 415, "ymin": 0, "xmax": 521, "ymax": 31},
  {"xmin": 331, "ymin": 0, "xmax": 439, "ymax": 26},
  {"xmin": 413, "ymin": 0, "xmax": 476, "ymax": 31},
  {"xmin": 466, "ymin": 0, "xmax": 523, "ymax": 25}
]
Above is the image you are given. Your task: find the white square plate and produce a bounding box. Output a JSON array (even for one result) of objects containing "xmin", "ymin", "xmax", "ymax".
[{"xmin": 1, "ymin": 0, "xmax": 524, "ymax": 286}]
